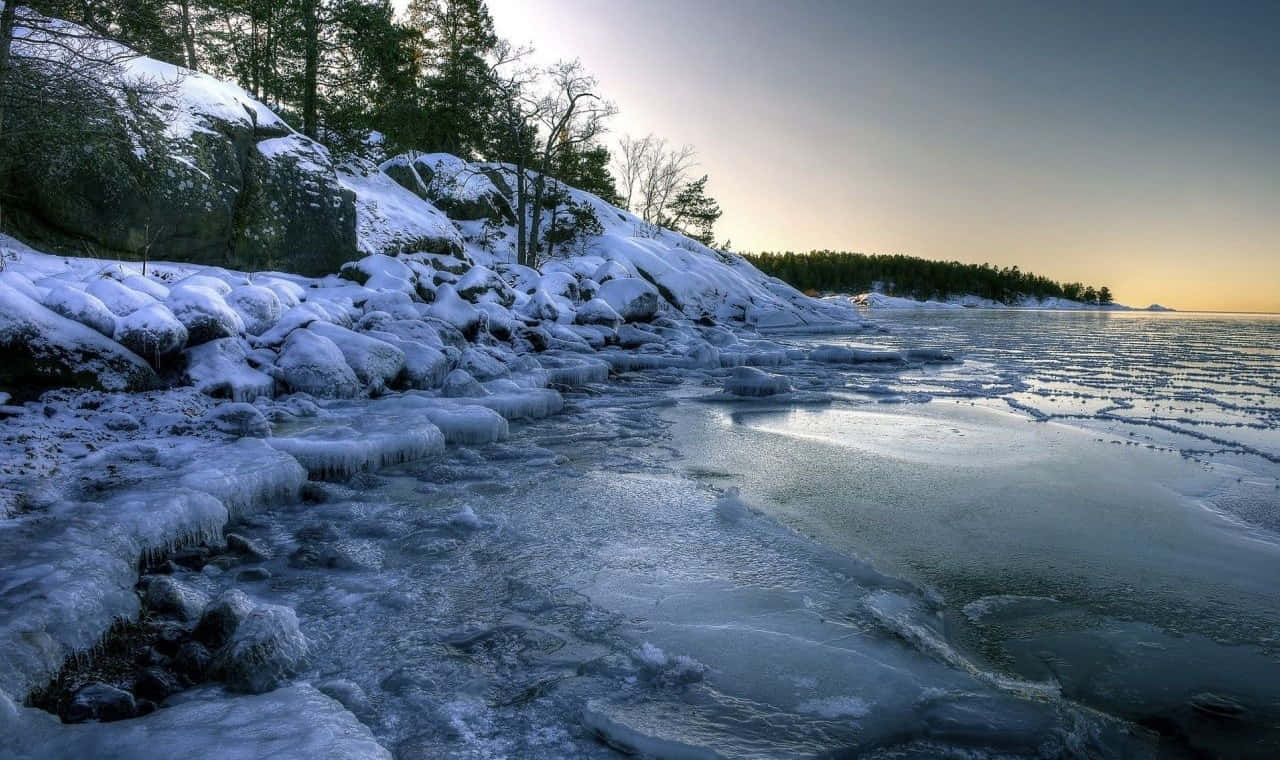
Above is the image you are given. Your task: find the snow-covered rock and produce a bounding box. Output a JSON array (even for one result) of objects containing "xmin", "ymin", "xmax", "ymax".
[
  {"xmin": 211, "ymin": 604, "xmax": 308, "ymax": 694},
  {"xmin": 166, "ymin": 285, "xmax": 245, "ymax": 345},
  {"xmin": 575, "ymin": 297, "xmax": 622, "ymax": 327},
  {"xmin": 274, "ymin": 329, "xmax": 361, "ymax": 399},
  {"xmin": 114, "ymin": 303, "xmax": 189, "ymax": 360},
  {"xmin": 86, "ymin": 277, "xmax": 157, "ymax": 317},
  {"xmin": 305, "ymin": 322, "xmax": 405, "ymax": 391},
  {"xmin": 0, "ymin": 282, "xmax": 157, "ymax": 396},
  {"xmin": 41, "ymin": 285, "xmax": 116, "ymax": 337},
  {"xmin": 225, "ymin": 285, "xmax": 283, "ymax": 336},
  {"xmin": 599, "ymin": 278, "xmax": 660, "ymax": 323},
  {"xmin": 723, "ymin": 366, "xmax": 792, "ymax": 397}
]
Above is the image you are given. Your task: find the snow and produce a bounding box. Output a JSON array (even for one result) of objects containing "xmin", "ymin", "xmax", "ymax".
[
  {"xmin": 41, "ymin": 284, "xmax": 116, "ymax": 337},
  {"xmin": 1, "ymin": 684, "xmax": 391, "ymax": 760},
  {"xmin": 273, "ymin": 329, "xmax": 361, "ymax": 399},
  {"xmin": 86, "ymin": 277, "xmax": 157, "ymax": 317},
  {"xmin": 304, "ymin": 322, "xmax": 405, "ymax": 392},
  {"xmin": 114, "ymin": 302, "xmax": 188, "ymax": 359},
  {"xmin": 336, "ymin": 160, "xmax": 462, "ymax": 256},
  {"xmin": 723, "ymin": 366, "xmax": 791, "ymax": 397}
]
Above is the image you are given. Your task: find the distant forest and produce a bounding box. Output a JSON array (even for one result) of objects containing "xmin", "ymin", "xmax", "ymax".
[{"xmin": 744, "ymin": 250, "xmax": 1113, "ymax": 305}]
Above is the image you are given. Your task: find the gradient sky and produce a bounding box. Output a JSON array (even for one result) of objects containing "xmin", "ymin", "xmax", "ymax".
[{"xmin": 403, "ymin": 0, "xmax": 1280, "ymax": 311}]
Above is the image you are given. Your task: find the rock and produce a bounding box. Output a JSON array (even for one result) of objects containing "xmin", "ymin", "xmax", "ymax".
[
  {"xmin": 575, "ymin": 298, "xmax": 622, "ymax": 328},
  {"xmin": 315, "ymin": 679, "xmax": 374, "ymax": 721},
  {"xmin": 599, "ymin": 278, "xmax": 660, "ymax": 322},
  {"xmin": 723, "ymin": 366, "xmax": 791, "ymax": 397},
  {"xmin": 226, "ymin": 532, "xmax": 270, "ymax": 561},
  {"xmin": 183, "ymin": 337, "xmax": 275, "ymax": 402},
  {"xmin": 365, "ymin": 331, "xmax": 448, "ymax": 390},
  {"xmin": 592, "ymin": 260, "xmax": 630, "ymax": 283},
  {"xmin": 193, "ymin": 589, "xmax": 256, "ymax": 649},
  {"xmin": 237, "ymin": 567, "xmax": 272, "ymax": 582},
  {"xmin": 114, "ymin": 303, "xmax": 189, "ymax": 360},
  {"xmin": 172, "ymin": 640, "xmax": 213, "ymax": 682},
  {"xmin": 166, "ymin": 285, "xmax": 246, "ymax": 345},
  {"xmin": 0, "ymin": 54, "xmax": 359, "ymax": 275},
  {"xmin": 65, "ymin": 682, "xmax": 137, "ymax": 723},
  {"xmin": 388, "ymin": 153, "xmax": 513, "ymax": 222},
  {"xmin": 133, "ymin": 666, "xmax": 183, "ymax": 703},
  {"xmin": 305, "ymin": 322, "xmax": 405, "ymax": 391},
  {"xmin": 85, "ymin": 278, "xmax": 156, "ymax": 317},
  {"xmin": 426, "ymin": 284, "xmax": 483, "ymax": 339},
  {"xmin": 616, "ymin": 324, "xmax": 662, "ymax": 349},
  {"xmin": 0, "ymin": 283, "xmax": 158, "ymax": 397},
  {"xmin": 203, "ymin": 403, "xmax": 271, "ymax": 438},
  {"xmin": 211, "ymin": 604, "xmax": 308, "ymax": 693},
  {"xmin": 274, "ymin": 329, "xmax": 361, "ymax": 399},
  {"xmin": 457, "ymin": 347, "xmax": 508, "ymax": 382},
  {"xmin": 456, "ymin": 265, "xmax": 515, "ymax": 306},
  {"xmin": 225, "ymin": 285, "xmax": 282, "ymax": 336},
  {"xmin": 41, "ymin": 284, "xmax": 116, "ymax": 336},
  {"xmin": 143, "ymin": 575, "xmax": 211, "ymax": 622},
  {"xmin": 101, "ymin": 412, "xmax": 140, "ymax": 431},
  {"xmin": 441, "ymin": 369, "xmax": 486, "ymax": 398}
]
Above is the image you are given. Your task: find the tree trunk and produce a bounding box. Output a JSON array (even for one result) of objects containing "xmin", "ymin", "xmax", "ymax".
[
  {"xmin": 515, "ymin": 158, "xmax": 528, "ymax": 267},
  {"xmin": 179, "ymin": 0, "xmax": 197, "ymax": 70},
  {"xmin": 302, "ymin": 0, "xmax": 319, "ymax": 139},
  {"xmin": 0, "ymin": 1, "xmax": 17, "ymax": 229}
]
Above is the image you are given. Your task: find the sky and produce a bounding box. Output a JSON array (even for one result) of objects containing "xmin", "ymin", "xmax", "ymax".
[{"xmin": 405, "ymin": 0, "xmax": 1280, "ymax": 312}]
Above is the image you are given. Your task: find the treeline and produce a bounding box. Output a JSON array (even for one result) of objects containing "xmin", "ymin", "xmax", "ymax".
[
  {"xmin": 744, "ymin": 251, "xmax": 1114, "ymax": 305},
  {"xmin": 0, "ymin": 1, "xmax": 724, "ymax": 264}
]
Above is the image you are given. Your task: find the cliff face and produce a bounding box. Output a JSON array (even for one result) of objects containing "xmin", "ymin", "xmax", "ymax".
[{"xmin": 0, "ymin": 13, "xmax": 459, "ymax": 276}]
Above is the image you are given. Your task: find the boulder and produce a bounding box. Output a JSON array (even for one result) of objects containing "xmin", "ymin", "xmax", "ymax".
[
  {"xmin": 225, "ymin": 285, "xmax": 282, "ymax": 336},
  {"xmin": 65, "ymin": 683, "xmax": 137, "ymax": 723},
  {"xmin": 203, "ymin": 402, "xmax": 271, "ymax": 438},
  {"xmin": 0, "ymin": 283, "xmax": 158, "ymax": 397},
  {"xmin": 599, "ymin": 278, "xmax": 661, "ymax": 322},
  {"xmin": 211, "ymin": 604, "xmax": 308, "ymax": 693},
  {"xmin": 305, "ymin": 322, "xmax": 405, "ymax": 391},
  {"xmin": 42, "ymin": 285, "xmax": 116, "ymax": 336},
  {"xmin": 143, "ymin": 575, "xmax": 212, "ymax": 622},
  {"xmin": 86, "ymin": 277, "xmax": 156, "ymax": 317},
  {"xmin": 274, "ymin": 329, "xmax": 361, "ymax": 398},
  {"xmin": 114, "ymin": 303, "xmax": 188, "ymax": 360},
  {"xmin": 194, "ymin": 589, "xmax": 256, "ymax": 649},
  {"xmin": 166, "ymin": 285, "xmax": 246, "ymax": 345},
  {"xmin": 575, "ymin": 298, "xmax": 622, "ymax": 328}
]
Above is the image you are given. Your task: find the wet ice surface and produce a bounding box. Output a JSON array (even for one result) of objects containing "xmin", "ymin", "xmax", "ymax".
[
  {"xmin": 673, "ymin": 310, "xmax": 1280, "ymax": 757},
  {"xmin": 163, "ymin": 375, "xmax": 1157, "ymax": 759},
  {"xmin": 7, "ymin": 311, "xmax": 1279, "ymax": 759}
]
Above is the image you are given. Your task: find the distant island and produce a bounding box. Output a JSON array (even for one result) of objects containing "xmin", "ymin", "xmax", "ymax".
[{"xmin": 744, "ymin": 250, "xmax": 1156, "ymax": 309}]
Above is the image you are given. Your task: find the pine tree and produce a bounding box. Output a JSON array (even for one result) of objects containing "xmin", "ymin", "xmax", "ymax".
[
  {"xmin": 1098, "ymin": 286, "xmax": 1113, "ymax": 305},
  {"xmin": 665, "ymin": 174, "xmax": 721, "ymax": 246},
  {"xmin": 406, "ymin": 0, "xmax": 497, "ymax": 157}
]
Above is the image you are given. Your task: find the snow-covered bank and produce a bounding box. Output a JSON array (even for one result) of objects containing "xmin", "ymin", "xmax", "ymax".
[{"xmin": 833, "ymin": 291, "xmax": 1174, "ymax": 311}]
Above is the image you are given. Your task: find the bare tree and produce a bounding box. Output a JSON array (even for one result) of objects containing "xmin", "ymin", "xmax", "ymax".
[
  {"xmin": 612, "ymin": 133, "xmax": 696, "ymax": 225},
  {"xmin": 488, "ymin": 50, "xmax": 615, "ymax": 268}
]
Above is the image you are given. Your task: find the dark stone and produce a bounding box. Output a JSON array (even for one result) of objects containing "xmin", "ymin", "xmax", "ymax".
[
  {"xmin": 236, "ymin": 567, "xmax": 272, "ymax": 582},
  {"xmin": 172, "ymin": 640, "xmax": 213, "ymax": 682},
  {"xmin": 193, "ymin": 590, "xmax": 255, "ymax": 648},
  {"xmin": 133, "ymin": 666, "xmax": 183, "ymax": 703},
  {"xmin": 65, "ymin": 682, "xmax": 137, "ymax": 723},
  {"xmin": 225, "ymin": 532, "xmax": 270, "ymax": 560},
  {"xmin": 0, "ymin": 287, "xmax": 158, "ymax": 400}
]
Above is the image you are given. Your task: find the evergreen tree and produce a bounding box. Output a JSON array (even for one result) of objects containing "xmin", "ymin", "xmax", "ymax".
[
  {"xmin": 1098, "ymin": 286, "xmax": 1113, "ymax": 305},
  {"xmin": 405, "ymin": 0, "xmax": 497, "ymax": 157},
  {"xmin": 665, "ymin": 174, "xmax": 721, "ymax": 246}
]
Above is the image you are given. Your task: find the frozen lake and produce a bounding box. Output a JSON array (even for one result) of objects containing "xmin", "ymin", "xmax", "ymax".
[{"xmin": 14, "ymin": 310, "xmax": 1278, "ymax": 759}]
